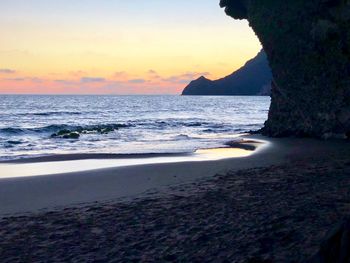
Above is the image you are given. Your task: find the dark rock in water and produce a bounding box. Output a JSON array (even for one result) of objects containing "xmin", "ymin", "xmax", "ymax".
[
  {"xmin": 7, "ymin": 140, "xmax": 22, "ymax": 145},
  {"xmin": 220, "ymin": 0, "xmax": 350, "ymax": 138},
  {"xmin": 307, "ymin": 218, "xmax": 350, "ymax": 263},
  {"xmin": 50, "ymin": 124, "xmax": 128, "ymax": 139},
  {"xmin": 51, "ymin": 130, "xmax": 80, "ymax": 139},
  {"xmin": 57, "ymin": 129, "xmax": 71, "ymax": 136},
  {"xmin": 99, "ymin": 127, "xmax": 114, "ymax": 134},
  {"xmin": 224, "ymin": 140, "xmax": 257, "ymax": 151},
  {"xmin": 63, "ymin": 132, "xmax": 80, "ymax": 139},
  {"xmin": 182, "ymin": 50, "xmax": 272, "ymax": 96}
]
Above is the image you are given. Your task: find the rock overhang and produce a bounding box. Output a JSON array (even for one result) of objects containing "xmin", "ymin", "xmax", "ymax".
[
  {"xmin": 219, "ymin": 0, "xmax": 350, "ymax": 138},
  {"xmin": 219, "ymin": 0, "xmax": 248, "ymax": 20}
]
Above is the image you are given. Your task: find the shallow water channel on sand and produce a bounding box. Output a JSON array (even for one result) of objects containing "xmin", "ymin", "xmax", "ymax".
[{"xmin": 0, "ymin": 143, "xmax": 266, "ymax": 179}]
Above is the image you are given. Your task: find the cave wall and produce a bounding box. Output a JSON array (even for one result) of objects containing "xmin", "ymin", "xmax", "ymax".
[{"xmin": 220, "ymin": 0, "xmax": 350, "ymax": 138}]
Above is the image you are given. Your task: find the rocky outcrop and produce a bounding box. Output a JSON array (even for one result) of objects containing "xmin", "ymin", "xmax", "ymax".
[
  {"xmin": 220, "ymin": 0, "xmax": 350, "ymax": 138},
  {"xmin": 307, "ymin": 218, "xmax": 350, "ymax": 263},
  {"xmin": 182, "ymin": 50, "xmax": 272, "ymax": 96}
]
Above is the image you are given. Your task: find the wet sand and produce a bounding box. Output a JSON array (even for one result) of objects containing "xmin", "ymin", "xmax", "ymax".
[
  {"xmin": 0, "ymin": 137, "xmax": 270, "ymax": 215},
  {"xmin": 1, "ymin": 136, "xmax": 350, "ymax": 262},
  {"xmin": 0, "ymin": 144, "xmax": 261, "ymax": 179}
]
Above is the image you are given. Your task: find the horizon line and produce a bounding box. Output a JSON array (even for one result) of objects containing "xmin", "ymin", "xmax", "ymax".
[{"xmin": 0, "ymin": 93, "xmax": 181, "ymax": 96}]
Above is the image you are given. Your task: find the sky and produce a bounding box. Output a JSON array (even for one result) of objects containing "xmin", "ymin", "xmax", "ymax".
[{"xmin": 0, "ymin": 0, "xmax": 261, "ymax": 95}]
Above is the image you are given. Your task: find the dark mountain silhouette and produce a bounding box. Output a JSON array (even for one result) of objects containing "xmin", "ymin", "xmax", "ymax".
[{"xmin": 182, "ymin": 50, "xmax": 272, "ymax": 96}]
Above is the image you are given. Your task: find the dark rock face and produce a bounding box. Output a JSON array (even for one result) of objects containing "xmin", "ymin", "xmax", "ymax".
[
  {"xmin": 220, "ymin": 0, "xmax": 350, "ymax": 138},
  {"xmin": 307, "ymin": 218, "xmax": 350, "ymax": 263},
  {"xmin": 182, "ymin": 50, "xmax": 272, "ymax": 96}
]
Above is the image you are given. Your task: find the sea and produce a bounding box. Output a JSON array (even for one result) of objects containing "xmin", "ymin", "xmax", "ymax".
[{"xmin": 0, "ymin": 95, "xmax": 270, "ymax": 161}]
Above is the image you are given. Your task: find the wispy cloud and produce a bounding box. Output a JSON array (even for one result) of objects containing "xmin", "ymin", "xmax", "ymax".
[
  {"xmin": 80, "ymin": 77, "xmax": 106, "ymax": 83},
  {"xmin": 4, "ymin": 77, "xmax": 43, "ymax": 82},
  {"xmin": 128, "ymin": 78, "xmax": 146, "ymax": 84},
  {"xmin": 148, "ymin": 70, "xmax": 157, "ymax": 75},
  {"xmin": 0, "ymin": 69, "xmax": 16, "ymax": 74},
  {"xmin": 114, "ymin": 71, "xmax": 128, "ymax": 78},
  {"xmin": 55, "ymin": 79, "xmax": 76, "ymax": 85},
  {"xmin": 5, "ymin": 77, "xmax": 25, "ymax": 81},
  {"xmin": 69, "ymin": 70, "xmax": 87, "ymax": 77},
  {"xmin": 147, "ymin": 69, "xmax": 161, "ymax": 79},
  {"xmin": 161, "ymin": 72, "xmax": 210, "ymax": 84}
]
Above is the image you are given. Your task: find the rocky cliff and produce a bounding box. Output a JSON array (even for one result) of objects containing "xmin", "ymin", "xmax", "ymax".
[
  {"xmin": 220, "ymin": 0, "xmax": 350, "ymax": 138},
  {"xmin": 307, "ymin": 218, "xmax": 350, "ymax": 263},
  {"xmin": 182, "ymin": 50, "xmax": 272, "ymax": 96}
]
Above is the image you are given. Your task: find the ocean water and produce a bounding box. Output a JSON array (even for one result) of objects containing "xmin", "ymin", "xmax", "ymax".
[{"xmin": 0, "ymin": 95, "xmax": 270, "ymax": 161}]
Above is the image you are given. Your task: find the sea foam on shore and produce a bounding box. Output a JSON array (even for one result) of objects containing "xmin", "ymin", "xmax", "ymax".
[{"xmin": 0, "ymin": 95, "xmax": 270, "ymax": 161}]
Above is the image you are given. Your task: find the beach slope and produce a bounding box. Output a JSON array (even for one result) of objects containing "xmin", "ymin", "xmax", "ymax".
[{"xmin": 1, "ymin": 136, "xmax": 350, "ymax": 261}]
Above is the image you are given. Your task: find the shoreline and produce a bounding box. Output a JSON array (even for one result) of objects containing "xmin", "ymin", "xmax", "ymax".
[
  {"xmin": 0, "ymin": 138, "xmax": 264, "ymax": 179},
  {"xmin": 0, "ymin": 136, "xmax": 261, "ymax": 164},
  {"xmin": 0, "ymin": 135, "xmax": 345, "ymax": 216},
  {"xmin": 0, "ymin": 135, "xmax": 272, "ymax": 216}
]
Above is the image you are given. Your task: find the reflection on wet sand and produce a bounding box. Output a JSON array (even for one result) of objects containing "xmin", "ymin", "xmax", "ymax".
[{"xmin": 0, "ymin": 140, "xmax": 265, "ymax": 179}]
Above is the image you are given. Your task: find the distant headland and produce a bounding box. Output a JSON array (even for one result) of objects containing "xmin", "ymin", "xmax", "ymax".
[{"xmin": 182, "ymin": 50, "xmax": 272, "ymax": 96}]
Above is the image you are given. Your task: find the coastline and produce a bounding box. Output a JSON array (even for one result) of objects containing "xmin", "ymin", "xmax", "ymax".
[
  {"xmin": 0, "ymin": 137, "xmax": 263, "ymax": 179},
  {"xmin": 0, "ymin": 136, "xmax": 262, "ymax": 164},
  {"xmin": 0, "ymin": 135, "xmax": 270, "ymax": 216},
  {"xmin": 0, "ymin": 135, "xmax": 345, "ymax": 216}
]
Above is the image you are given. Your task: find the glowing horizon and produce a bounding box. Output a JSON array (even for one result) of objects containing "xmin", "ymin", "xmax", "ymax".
[{"xmin": 0, "ymin": 0, "xmax": 261, "ymax": 95}]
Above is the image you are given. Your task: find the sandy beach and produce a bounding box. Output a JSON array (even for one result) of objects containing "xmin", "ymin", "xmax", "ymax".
[
  {"xmin": 1, "ymin": 136, "xmax": 350, "ymax": 262},
  {"xmin": 0, "ymin": 136, "xmax": 270, "ymax": 216}
]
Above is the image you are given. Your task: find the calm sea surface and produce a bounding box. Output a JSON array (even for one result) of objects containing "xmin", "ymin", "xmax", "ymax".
[{"xmin": 0, "ymin": 95, "xmax": 270, "ymax": 161}]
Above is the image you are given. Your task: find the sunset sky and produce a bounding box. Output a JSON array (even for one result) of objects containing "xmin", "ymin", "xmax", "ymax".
[{"xmin": 0, "ymin": 0, "xmax": 261, "ymax": 94}]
